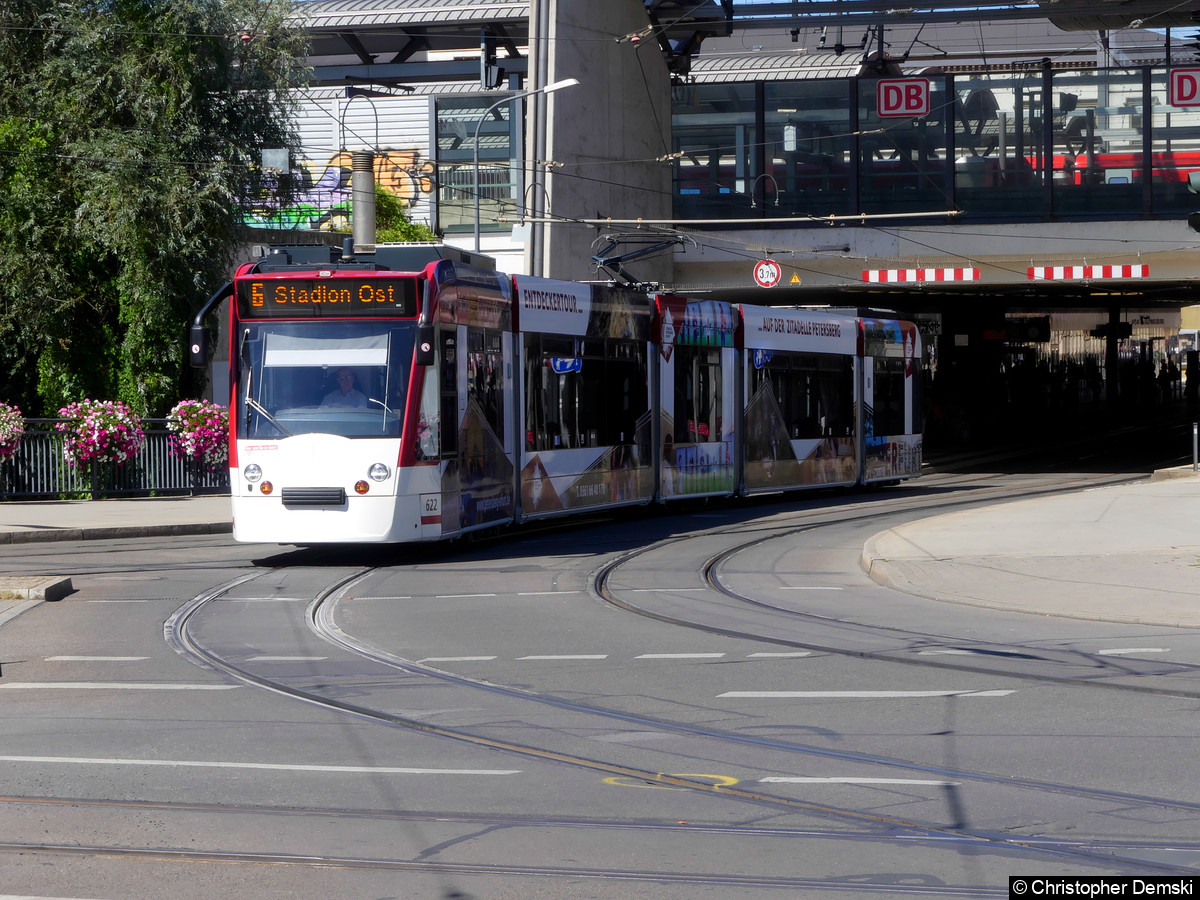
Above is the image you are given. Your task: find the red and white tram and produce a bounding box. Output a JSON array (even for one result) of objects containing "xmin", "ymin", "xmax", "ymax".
[{"xmin": 190, "ymin": 244, "xmax": 922, "ymax": 544}]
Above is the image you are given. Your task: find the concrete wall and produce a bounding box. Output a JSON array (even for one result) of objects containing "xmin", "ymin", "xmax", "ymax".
[{"xmin": 541, "ymin": 0, "xmax": 673, "ymax": 284}]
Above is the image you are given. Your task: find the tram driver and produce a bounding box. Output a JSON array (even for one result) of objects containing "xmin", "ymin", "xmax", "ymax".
[{"xmin": 322, "ymin": 367, "xmax": 368, "ymax": 408}]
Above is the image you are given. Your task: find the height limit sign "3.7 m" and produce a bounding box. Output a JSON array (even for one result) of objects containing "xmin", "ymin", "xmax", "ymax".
[{"xmin": 753, "ymin": 259, "xmax": 782, "ymax": 288}]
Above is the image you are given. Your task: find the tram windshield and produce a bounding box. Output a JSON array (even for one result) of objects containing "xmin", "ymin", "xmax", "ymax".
[{"xmin": 236, "ymin": 321, "xmax": 415, "ymax": 438}]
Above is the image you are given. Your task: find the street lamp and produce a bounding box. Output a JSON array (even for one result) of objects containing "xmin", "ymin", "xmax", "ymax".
[{"xmin": 473, "ymin": 77, "xmax": 579, "ymax": 252}]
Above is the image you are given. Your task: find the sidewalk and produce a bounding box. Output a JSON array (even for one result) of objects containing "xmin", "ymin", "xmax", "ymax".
[
  {"xmin": 0, "ymin": 495, "xmax": 232, "ymax": 545},
  {"xmin": 0, "ymin": 495, "xmax": 232, "ymax": 608},
  {"xmin": 863, "ymin": 467, "xmax": 1200, "ymax": 628}
]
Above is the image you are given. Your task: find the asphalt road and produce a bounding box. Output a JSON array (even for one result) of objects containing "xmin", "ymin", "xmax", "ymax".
[{"xmin": 2, "ymin": 463, "xmax": 1199, "ymax": 898}]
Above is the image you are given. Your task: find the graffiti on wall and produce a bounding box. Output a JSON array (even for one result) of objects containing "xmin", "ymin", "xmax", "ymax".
[{"xmin": 243, "ymin": 148, "xmax": 436, "ymax": 232}]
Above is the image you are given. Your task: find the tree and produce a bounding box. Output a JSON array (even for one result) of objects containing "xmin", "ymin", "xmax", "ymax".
[
  {"xmin": 319, "ymin": 184, "xmax": 438, "ymax": 243},
  {"xmin": 376, "ymin": 184, "xmax": 440, "ymax": 243},
  {"xmin": 0, "ymin": 0, "xmax": 308, "ymax": 415}
]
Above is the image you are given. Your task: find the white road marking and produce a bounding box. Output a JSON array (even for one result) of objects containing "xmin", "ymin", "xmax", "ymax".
[
  {"xmin": 1097, "ymin": 648, "xmax": 1169, "ymax": 656},
  {"xmin": 246, "ymin": 656, "xmax": 328, "ymax": 662},
  {"xmin": 46, "ymin": 656, "xmax": 148, "ymax": 662},
  {"xmin": 440, "ymin": 593, "xmax": 497, "ymax": 599},
  {"xmin": 517, "ymin": 591, "xmax": 584, "ymax": 597},
  {"xmin": 87, "ymin": 599, "xmax": 149, "ymax": 603},
  {"xmin": 0, "ymin": 755, "xmax": 519, "ymax": 775},
  {"xmin": 419, "ymin": 651, "xmax": 817, "ymax": 662},
  {"xmin": 718, "ymin": 690, "xmax": 1015, "ymax": 698},
  {"xmin": 917, "ymin": 649, "xmax": 980, "ymax": 656},
  {"xmin": 762, "ymin": 776, "xmax": 959, "ymax": 785},
  {"xmin": 421, "ymin": 656, "xmax": 498, "ymax": 663},
  {"xmin": 355, "ymin": 596, "xmax": 413, "ymax": 600},
  {"xmin": 0, "ymin": 682, "xmax": 238, "ymax": 691}
]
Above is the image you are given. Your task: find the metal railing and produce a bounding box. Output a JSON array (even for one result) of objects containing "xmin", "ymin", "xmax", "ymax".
[{"xmin": 1, "ymin": 419, "xmax": 229, "ymax": 500}]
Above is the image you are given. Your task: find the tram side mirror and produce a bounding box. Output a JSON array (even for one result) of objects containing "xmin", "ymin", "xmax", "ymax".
[
  {"xmin": 1189, "ymin": 171, "xmax": 1200, "ymax": 194},
  {"xmin": 188, "ymin": 324, "xmax": 210, "ymax": 368},
  {"xmin": 415, "ymin": 325, "xmax": 435, "ymax": 366}
]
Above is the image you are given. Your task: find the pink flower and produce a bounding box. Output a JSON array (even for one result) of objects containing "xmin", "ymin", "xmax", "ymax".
[{"xmin": 58, "ymin": 399, "xmax": 144, "ymax": 466}]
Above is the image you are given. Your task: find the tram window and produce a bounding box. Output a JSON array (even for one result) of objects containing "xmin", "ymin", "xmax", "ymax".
[
  {"xmin": 467, "ymin": 329, "xmax": 504, "ymax": 438},
  {"xmin": 749, "ymin": 352, "xmax": 853, "ymax": 438},
  {"xmin": 417, "ymin": 370, "xmax": 439, "ymax": 459},
  {"xmin": 524, "ymin": 334, "xmax": 575, "ymax": 449},
  {"xmin": 239, "ymin": 324, "xmax": 410, "ymax": 439},
  {"xmin": 673, "ymin": 346, "xmax": 722, "ymax": 443},
  {"xmin": 873, "ymin": 357, "xmax": 906, "ymax": 436},
  {"xmin": 601, "ymin": 340, "xmax": 646, "ymax": 445},
  {"xmin": 439, "ymin": 331, "xmax": 458, "ymax": 455},
  {"xmin": 524, "ymin": 333, "xmax": 646, "ymax": 450}
]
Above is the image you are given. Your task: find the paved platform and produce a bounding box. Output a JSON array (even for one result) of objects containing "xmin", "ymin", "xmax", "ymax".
[
  {"xmin": 1, "ymin": 471, "xmax": 1199, "ymax": 629},
  {"xmin": 0, "ymin": 495, "xmax": 232, "ymax": 545},
  {"xmin": 863, "ymin": 467, "xmax": 1200, "ymax": 628}
]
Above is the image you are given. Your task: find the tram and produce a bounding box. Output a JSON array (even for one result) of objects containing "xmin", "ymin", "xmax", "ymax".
[{"xmin": 189, "ymin": 242, "xmax": 922, "ymax": 544}]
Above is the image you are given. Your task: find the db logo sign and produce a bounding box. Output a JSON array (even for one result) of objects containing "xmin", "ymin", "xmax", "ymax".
[
  {"xmin": 1170, "ymin": 68, "xmax": 1200, "ymax": 106},
  {"xmin": 877, "ymin": 78, "xmax": 930, "ymax": 117}
]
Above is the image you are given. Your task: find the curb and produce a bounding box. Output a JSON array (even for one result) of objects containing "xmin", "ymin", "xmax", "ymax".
[
  {"xmin": 1150, "ymin": 466, "xmax": 1200, "ymax": 481},
  {"xmin": 859, "ymin": 533, "xmax": 896, "ymax": 588},
  {"xmin": 0, "ymin": 522, "xmax": 233, "ymax": 545},
  {"xmin": 0, "ymin": 575, "xmax": 73, "ymax": 603}
]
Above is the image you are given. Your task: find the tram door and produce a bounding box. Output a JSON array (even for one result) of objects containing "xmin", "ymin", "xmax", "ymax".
[
  {"xmin": 458, "ymin": 325, "xmax": 513, "ymax": 530},
  {"xmin": 433, "ymin": 322, "xmax": 516, "ymax": 536},
  {"xmin": 436, "ymin": 325, "xmax": 461, "ymax": 535}
]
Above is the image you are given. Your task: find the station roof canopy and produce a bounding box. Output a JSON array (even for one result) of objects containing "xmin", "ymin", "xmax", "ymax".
[
  {"xmin": 293, "ymin": 1, "xmax": 1198, "ymax": 90},
  {"xmin": 295, "ymin": 0, "xmax": 734, "ymax": 83},
  {"xmin": 723, "ymin": 0, "xmax": 1200, "ymax": 31}
]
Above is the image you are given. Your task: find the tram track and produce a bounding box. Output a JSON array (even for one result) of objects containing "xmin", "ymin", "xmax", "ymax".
[
  {"xmin": 6, "ymin": 791, "xmax": 1198, "ymax": 858},
  {"xmin": 150, "ymin": 474, "xmax": 1200, "ymax": 877},
  {"xmin": 0, "ymin": 836, "xmax": 1009, "ymax": 895},
  {"xmin": 600, "ymin": 471, "xmax": 1200, "ymax": 698}
]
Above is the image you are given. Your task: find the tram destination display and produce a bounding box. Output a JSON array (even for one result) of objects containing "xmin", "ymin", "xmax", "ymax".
[{"xmin": 239, "ymin": 276, "xmax": 418, "ymax": 318}]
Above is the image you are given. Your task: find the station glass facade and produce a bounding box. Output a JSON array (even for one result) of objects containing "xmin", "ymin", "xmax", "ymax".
[{"xmin": 671, "ymin": 65, "xmax": 1200, "ymax": 223}]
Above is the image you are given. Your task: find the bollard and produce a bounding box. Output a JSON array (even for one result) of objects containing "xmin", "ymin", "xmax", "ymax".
[{"xmin": 1194, "ymin": 422, "xmax": 1198, "ymax": 474}]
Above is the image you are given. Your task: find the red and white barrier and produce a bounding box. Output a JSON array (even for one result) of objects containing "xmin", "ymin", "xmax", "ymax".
[
  {"xmin": 1027, "ymin": 265, "xmax": 1149, "ymax": 280},
  {"xmin": 862, "ymin": 268, "xmax": 980, "ymax": 283}
]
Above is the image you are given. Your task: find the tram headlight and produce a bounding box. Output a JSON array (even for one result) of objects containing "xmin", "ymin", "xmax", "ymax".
[
  {"xmin": 243, "ymin": 464, "xmax": 263, "ymax": 483},
  {"xmin": 368, "ymin": 463, "xmax": 390, "ymax": 482}
]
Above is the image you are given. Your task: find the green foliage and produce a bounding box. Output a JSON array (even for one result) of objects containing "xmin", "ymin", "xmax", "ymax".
[
  {"xmin": 0, "ymin": 0, "xmax": 308, "ymax": 415},
  {"xmin": 323, "ymin": 185, "xmax": 439, "ymax": 242},
  {"xmin": 376, "ymin": 185, "xmax": 439, "ymax": 243}
]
